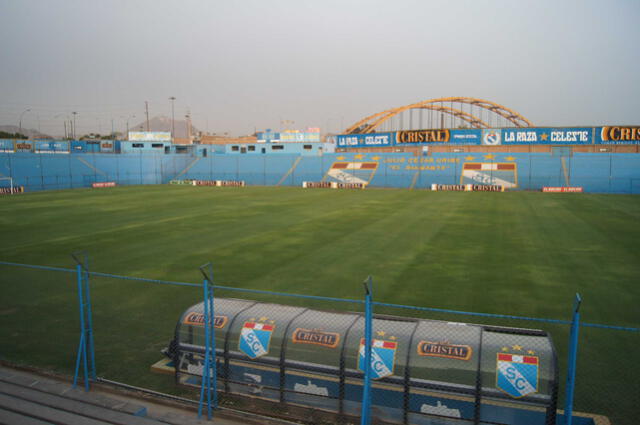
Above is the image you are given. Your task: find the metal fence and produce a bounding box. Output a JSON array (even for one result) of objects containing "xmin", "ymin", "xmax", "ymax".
[{"xmin": 0, "ymin": 259, "xmax": 637, "ymax": 425}]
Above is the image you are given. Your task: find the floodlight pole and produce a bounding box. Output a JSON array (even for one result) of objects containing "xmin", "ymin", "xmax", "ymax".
[{"xmin": 18, "ymin": 108, "xmax": 31, "ymax": 137}]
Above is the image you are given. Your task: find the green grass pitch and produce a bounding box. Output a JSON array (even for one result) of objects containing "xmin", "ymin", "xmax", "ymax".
[{"xmin": 1, "ymin": 185, "xmax": 638, "ymax": 423}]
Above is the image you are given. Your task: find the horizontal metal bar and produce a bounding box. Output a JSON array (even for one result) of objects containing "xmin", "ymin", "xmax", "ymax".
[
  {"xmin": 1, "ymin": 261, "xmax": 636, "ymax": 332},
  {"xmin": 95, "ymin": 377, "xmax": 301, "ymax": 425},
  {"xmin": 0, "ymin": 261, "xmax": 75, "ymax": 273},
  {"xmin": 88, "ymin": 271, "xmax": 201, "ymax": 288},
  {"xmin": 210, "ymin": 284, "xmax": 364, "ymax": 305}
]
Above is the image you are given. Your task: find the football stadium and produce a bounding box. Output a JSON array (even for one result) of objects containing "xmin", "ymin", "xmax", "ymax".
[{"xmin": 1, "ymin": 96, "xmax": 639, "ymax": 425}]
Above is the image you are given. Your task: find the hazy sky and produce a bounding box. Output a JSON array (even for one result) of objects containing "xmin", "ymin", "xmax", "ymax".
[{"xmin": 1, "ymin": 0, "xmax": 639, "ymax": 136}]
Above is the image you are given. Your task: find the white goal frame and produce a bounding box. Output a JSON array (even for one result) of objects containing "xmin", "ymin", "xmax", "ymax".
[{"xmin": 0, "ymin": 177, "xmax": 14, "ymax": 193}]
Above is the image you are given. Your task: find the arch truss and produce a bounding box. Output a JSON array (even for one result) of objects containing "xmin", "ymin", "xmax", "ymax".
[{"xmin": 345, "ymin": 97, "xmax": 533, "ymax": 134}]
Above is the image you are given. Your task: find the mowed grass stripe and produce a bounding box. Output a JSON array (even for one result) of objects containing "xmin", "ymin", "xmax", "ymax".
[{"xmin": 1, "ymin": 186, "xmax": 638, "ymax": 324}]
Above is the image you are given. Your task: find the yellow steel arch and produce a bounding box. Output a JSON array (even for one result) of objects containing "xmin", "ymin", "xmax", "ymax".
[{"xmin": 345, "ymin": 97, "xmax": 532, "ymax": 134}]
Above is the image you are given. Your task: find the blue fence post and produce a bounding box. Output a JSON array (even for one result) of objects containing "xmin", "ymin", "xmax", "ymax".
[
  {"xmin": 198, "ymin": 263, "xmax": 217, "ymax": 420},
  {"xmin": 71, "ymin": 252, "xmax": 95, "ymax": 391},
  {"xmin": 361, "ymin": 276, "xmax": 373, "ymax": 425},
  {"xmin": 564, "ymin": 293, "xmax": 582, "ymax": 425}
]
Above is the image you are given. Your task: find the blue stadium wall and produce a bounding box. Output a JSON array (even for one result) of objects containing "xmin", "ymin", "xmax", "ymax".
[{"xmin": 1, "ymin": 151, "xmax": 639, "ymax": 194}]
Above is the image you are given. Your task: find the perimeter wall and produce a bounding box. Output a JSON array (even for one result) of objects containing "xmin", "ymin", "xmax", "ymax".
[{"xmin": 1, "ymin": 151, "xmax": 640, "ymax": 194}]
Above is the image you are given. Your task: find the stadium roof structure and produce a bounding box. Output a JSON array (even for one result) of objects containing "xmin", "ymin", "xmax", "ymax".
[{"xmin": 344, "ymin": 97, "xmax": 533, "ymax": 134}]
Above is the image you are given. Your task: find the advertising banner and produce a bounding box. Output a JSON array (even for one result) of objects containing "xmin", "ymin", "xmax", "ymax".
[
  {"xmin": 594, "ymin": 126, "xmax": 640, "ymax": 144},
  {"xmin": 0, "ymin": 139, "xmax": 14, "ymax": 153},
  {"xmin": 449, "ymin": 129, "xmax": 482, "ymax": 145},
  {"xmin": 542, "ymin": 187, "xmax": 584, "ymax": 193},
  {"xmin": 71, "ymin": 140, "xmax": 87, "ymax": 152},
  {"xmin": 92, "ymin": 182, "xmax": 116, "ymax": 188},
  {"xmin": 279, "ymin": 132, "xmax": 321, "ymax": 142},
  {"xmin": 336, "ymin": 132, "xmax": 394, "ymax": 148},
  {"xmin": 128, "ymin": 131, "xmax": 171, "ymax": 142},
  {"xmin": 100, "ymin": 141, "xmax": 115, "ymax": 153},
  {"xmin": 502, "ymin": 128, "xmax": 592, "ymax": 145},
  {"xmin": 395, "ymin": 129, "xmax": 450, "ymax": 145},
  {"xmin": 34, "ymin": 140, "xmax": 70, "ymax": 153},
  {"xmin": 14, "ymin": 141, "xmax": 33, "ymax": 152}
]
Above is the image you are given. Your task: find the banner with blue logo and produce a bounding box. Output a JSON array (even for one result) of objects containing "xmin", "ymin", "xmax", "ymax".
[
  {"xmin": 501, "ymin": 128, "xmax": 592, "ymax": 145},
  {"xmin": 337, "ymin": 133, "xmax": 393, "ymax": 148}
]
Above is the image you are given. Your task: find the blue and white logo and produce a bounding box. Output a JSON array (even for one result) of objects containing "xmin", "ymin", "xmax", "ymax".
[
  {"xmin": 358, "ymin": 339, "xmax": 397, "ymax": 379},
  {"xmin": 482, "ymin": 130, "xmax": 501, "ymax": 145},
  {"xmin": 239, "ymin": 322, "xmax": 274, "ymax": 359},
  {"xmin": 496, "ymin": 353, "xmax": 538, "ymax": 398}
]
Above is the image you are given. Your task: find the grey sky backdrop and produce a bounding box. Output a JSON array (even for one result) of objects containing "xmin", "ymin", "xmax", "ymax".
[{"xmin": 1, "ymin": 0, "xmax": 639, "ymax": 137}]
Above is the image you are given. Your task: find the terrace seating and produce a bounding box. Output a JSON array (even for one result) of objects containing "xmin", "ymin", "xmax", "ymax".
[{"xmin": 0, "ymin": 366, "xmax": 213, "ymax": 425}]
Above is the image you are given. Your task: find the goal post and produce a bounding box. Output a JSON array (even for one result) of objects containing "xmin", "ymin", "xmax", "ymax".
[
  {"xmin": 0, "ymin": 177, "xmax": 23, "ymax": 194},
  {"xmin": 0, "ymin": 177, "xmax": 13, "ymax": 192}
]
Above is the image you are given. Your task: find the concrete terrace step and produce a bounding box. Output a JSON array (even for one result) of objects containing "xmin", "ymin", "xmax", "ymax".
[
  {"xmin": 0, "ymin": 364, "xmax": 293, "ymax": 425},
  {"xmin": 0, "ymin": 392, "xmax": 111, "ymax": 425},
  {"xmin": 0, "ymin": 381, "xmax": 163, "ymax": 425},
  {"xmin": 0, "ymin": 368, "xmax": 148, "ymax": 417},
  {"xmin": 0, "ymin": 408, "xmax": 55, "ymax": 425}
]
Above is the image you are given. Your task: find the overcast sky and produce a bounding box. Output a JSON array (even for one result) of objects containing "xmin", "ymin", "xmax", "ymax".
[{"xmin": 1, "ymin": 0, "xmax": 639, "ymax": 137}]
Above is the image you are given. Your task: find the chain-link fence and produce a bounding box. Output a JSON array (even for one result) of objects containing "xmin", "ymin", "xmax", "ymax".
[{"xmin": 1, "ymin": 260, "xmax": 637, "ymax": 424}]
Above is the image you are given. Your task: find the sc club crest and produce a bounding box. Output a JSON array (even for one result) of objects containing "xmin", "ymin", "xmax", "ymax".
[
  {"xmin": 239, "ymin": 317, "xmax": 275, "ymax": 359},
  {"xmin": 482, "ymin": 129, "xmax": 501, "ymax": 146},
  {"xmin": 357, "ymin": 331, "xmax": 398, "ymax": 379},
  {"xmin": 496, "ymin": 345, "xmax": 539, "ymax": 398}
]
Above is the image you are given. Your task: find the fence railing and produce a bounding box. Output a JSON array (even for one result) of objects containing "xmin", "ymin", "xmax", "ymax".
[{"xmin": 0, "ymin": 258, "xmax": 638, "ymax": 425}]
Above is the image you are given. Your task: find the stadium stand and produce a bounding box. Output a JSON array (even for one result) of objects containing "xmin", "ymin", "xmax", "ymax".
[{"xmin": 0, "ymin": 365, "xmax": 286, "ymax": 425}]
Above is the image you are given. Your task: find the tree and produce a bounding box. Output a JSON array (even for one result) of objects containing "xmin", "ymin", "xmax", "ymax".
[{"xmin": 0, "ymin": 131, "xmax": 27, "ymax": 139}]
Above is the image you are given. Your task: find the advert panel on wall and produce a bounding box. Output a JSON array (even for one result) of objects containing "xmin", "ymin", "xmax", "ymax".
[
  {"xmin": 0, "ymin": 140, "xmax": 14, "ymax": 153},
  {"xmin": 501, "ymin": 128, "xmax": 592, "ymax": 145},
  {"xmin": 34, "ymin": 141, "xmax": 70, "ymax": 153},
  {"xmin": 14, "ymin": 141, "xmax": 33, "ymax": 152},
  {"xmin": 128, "ymin": 131, "xmax": 171, "ymax": 142},
  {"xmin": 100, "ymin": 141, "xmax": 115, "ymax": 152},
  {"xmin": 594, "ymin": 126, "xmax": 640, "ymax": 144},
  {"xmin": 279, "ymin": 132, "xmax": 321, "ymax": 142},
  {"xmin": 395, "ymin": 129, "xmax": 450, "ymax": 145},
  {"xmin": 449, "ymin": 129, "xmax": 482, "ymax": 145},
  {"xmin": 336, "ymin": 132, "xmax": 394, "ymax": 148},
  {"xmin": 393, "ymin": 128, "xmax": 481, "ymax": 145}
]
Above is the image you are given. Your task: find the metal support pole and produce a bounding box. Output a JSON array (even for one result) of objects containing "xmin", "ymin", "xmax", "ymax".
[
  {"xmin": 360, "ymin": 276, "xmax": 373, "ymax": 425},
  {"xmin": 72, "ymin": 252, "xmax": 95, "ymax": 391},
  {"xmin": 198, "ymin": 263, "xmax": 217, "ymax": 419},
  {"xmin": 564, "ymin": 293, "xmax": 582, "ymax": 425}
]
